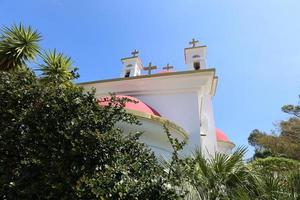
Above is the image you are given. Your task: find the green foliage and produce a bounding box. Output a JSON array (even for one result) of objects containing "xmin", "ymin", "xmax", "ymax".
[
  {"xmin": 248, "ymin": 95, "xmax": 300, "ymax": 160},
  {"xmin": 38, "ymin": 49, "xmax": 79, "ymax": 86},
  {"xmin": 249, "ymin": 157, "xmax": 300, "ymax": 200},
  {"xmin": 248, "ymin": 129, "xmax": 279, "ymax": 158},
  {"xmin": 255, "ymin": 170, "xmax": 300, "ymax": 200},
  {"xmin": 0, "ymin": 71, "xmax": 179, "ymax": 199},
  {"xmin": 247, "ymin": 95, "xmax": 300, "ymax": 199},
  {"xmin": 282, "ymin": 98, "xmax": 300, "ymax": 117},
  {"xmin": 289, "ymin": 170, "xmax": 300, "ymax": 198},
  {"xmin": 183, "ymin": 148, "xmax": 259, "ymax": 200},
  {"xmin": 159, "ymin": 125, "xmax": 188, "ymax": 198},
  {"xmin": 0, "ymin": 24, "xmax": 76, "ymax": 87},
  {"xmin": 163, "ymin": 125, "xmax": 186, "ymax": 181},
  {"xmin": 251, "ymin": 157, "xmax": 300, "ymax": 175},
  {"xmin": 0, "ymin": 24, "xmax": 41, "ymax": 71}
]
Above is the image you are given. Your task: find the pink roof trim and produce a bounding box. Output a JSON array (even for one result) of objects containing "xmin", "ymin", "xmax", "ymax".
[
  {"xmin": 216, "ymin": 128, "xmax": 229, "ymax": 142},
  {"xmin": 98, "ymin": 95, "xmax": 161, "ymax": 117}
]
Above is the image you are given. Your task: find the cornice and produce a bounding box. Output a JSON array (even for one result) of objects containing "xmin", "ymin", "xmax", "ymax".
[
  {"xmin": 217, "ymin": 140, "xmax": 236, "ymax": 148},
  {"xmin": 184, "ymin": 45, "xmax": 207, "ymax": 51},
  {"xmin": 78, "ymin": 68, "xmax": 216, "ymax": 85}
]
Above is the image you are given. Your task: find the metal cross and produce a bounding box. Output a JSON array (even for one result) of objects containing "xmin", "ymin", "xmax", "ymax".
[
  {"xmin": 163, "ymin": 63, "xmax": 174, "ymax": 71},
  {"xmin": 189, "ymin": 38, "xmax": 199, "ymax": 47},
  {"xmin": 131, "ymin": 49, "xmax": 139, "ymax": 57},
  {"xmin": 143, "ymin": 62, "xmax": 157, "ymax": 75}
]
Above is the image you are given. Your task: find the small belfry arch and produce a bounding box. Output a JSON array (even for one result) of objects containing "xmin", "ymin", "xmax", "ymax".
[
  {"xmin": 124, "ymin": 69, "xmax": 131, "ymax": 77},
  {"xmin": 192, "ymin": 55, "xmax": 201, "ymax": 70},
  {"xmin": 193, "ymin": 61, "xmax": 200, "ymax": 70},
  {"xmin": 184, "ymin": 38, "xmax": 208, "ymax": 71},
  {"xmin": 120, "ymin": 49, "xmax": 143, "ymax": 78}
]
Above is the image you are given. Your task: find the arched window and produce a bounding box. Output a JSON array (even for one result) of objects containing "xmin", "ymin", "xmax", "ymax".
[
  {"xmin": 194, "ymin": 62, "xmax": 200, "ymax": 70},
  {"xmin": 124, "ymin": 70, "xmax": 131, "ymax": 77}
]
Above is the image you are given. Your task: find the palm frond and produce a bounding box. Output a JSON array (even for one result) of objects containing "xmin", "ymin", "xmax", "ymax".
[
  {"xmin": 38, "ymin": 49, "xmax": 78, "ymax": 84},
  {"xmin": 0, "ymin": 23, "xmax": 41, "ymax": 71},
  {"xmin": 184, "ymin": 147, "xmax": 259, "ymax": 200}
]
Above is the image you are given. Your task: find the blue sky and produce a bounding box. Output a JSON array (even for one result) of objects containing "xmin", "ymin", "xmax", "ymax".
[{"xmin": 1, "ymin": 0, "xmax": 300, "ymax": 157}]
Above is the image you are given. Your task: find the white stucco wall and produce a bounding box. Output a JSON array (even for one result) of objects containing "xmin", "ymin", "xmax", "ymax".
[
  {"xmin": 200, "ymin": 95, "xmax": 217, "ymax": 157},
  {"xmin": 135, "ymin": 92, "xmax": 202, "ymax": 155}
]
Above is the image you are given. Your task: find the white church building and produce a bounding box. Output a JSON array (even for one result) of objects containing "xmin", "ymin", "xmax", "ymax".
[{"xmin": 79, "ymin": 39, "xmax": 235, "ymax": 157}]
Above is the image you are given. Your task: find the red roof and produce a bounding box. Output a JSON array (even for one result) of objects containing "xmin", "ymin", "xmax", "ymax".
[
  {"xmin": 98, "ymin": 95, "xmax": 161, "ymax": 116},
  {"xmin": 216, "ymin": 128, "xmax": 229, "ymax": 142}
]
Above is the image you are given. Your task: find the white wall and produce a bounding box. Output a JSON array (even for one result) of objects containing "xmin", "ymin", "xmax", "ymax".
[
  {"xmin": 135, "ymin": 92, "xmax": 202, "ymax": 155},
  {"xmin": 200, "ymin": 95, "xmax": 217, "ymax": 157}
]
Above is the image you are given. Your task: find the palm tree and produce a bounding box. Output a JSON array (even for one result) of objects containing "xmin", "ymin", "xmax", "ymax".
[
  {"xmin": 288, "ymin": 170, "xmax": 300, "ymax": 200},
  {"xmin": 250, "ymin": 156, "xmax": 300, "ymax": 200},
  {"xmin": 0, "ymin": 24, "xmax": 41, "ymax": 71},
  {"xmin": 256, "ymin": 169, "xmax": 300, "ymax": 200},
  {"xmin": 38, "ymin": 49, "xmax": 78, "ymax": 85},
  {"xmin": 184, "ymin": 148, "xmax": 259, "ymax": 200}
]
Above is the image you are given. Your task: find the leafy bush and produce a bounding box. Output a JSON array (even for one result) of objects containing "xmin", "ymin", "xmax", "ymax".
[
  {"xmin": 251, "ymin": 157, "xmax": 300, "ymax": 175},
  {"xmin": 0, "ymin": 71, "xmax": 180, "ymax": 199}
]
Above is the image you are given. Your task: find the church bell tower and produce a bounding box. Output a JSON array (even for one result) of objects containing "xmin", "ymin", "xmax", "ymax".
[
  {"xmin": 184, "ymin": 39, "xmax": 208, "ymax": 70},
  {"xmin": 120, "ymin": 49, "xmax": 143, "ymax": 78}
]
